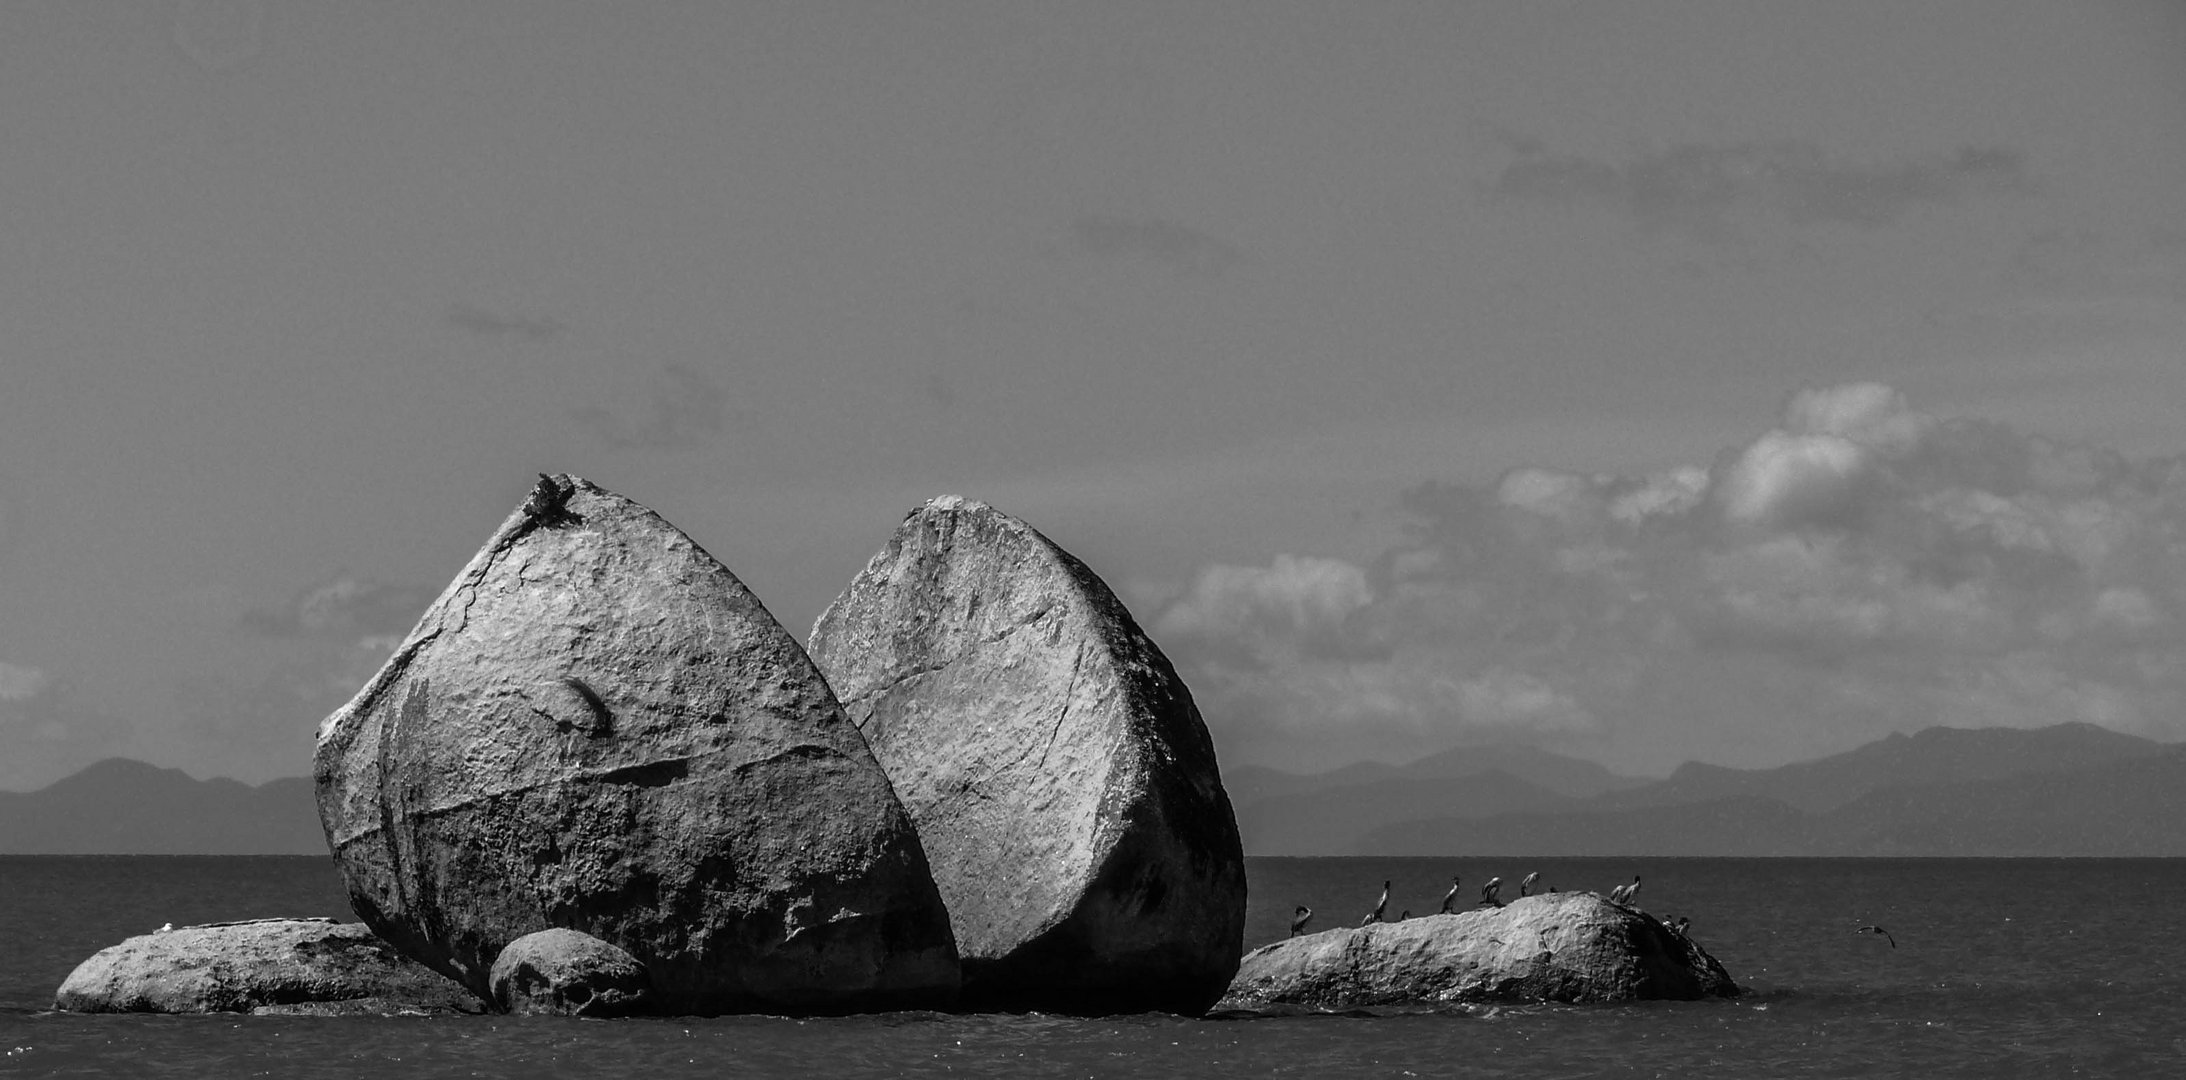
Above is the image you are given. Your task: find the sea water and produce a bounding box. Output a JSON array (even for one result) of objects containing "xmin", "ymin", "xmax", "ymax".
[{"xmin": 4, "ymin": 856, "xmax": 2182, "ymax": 1077}]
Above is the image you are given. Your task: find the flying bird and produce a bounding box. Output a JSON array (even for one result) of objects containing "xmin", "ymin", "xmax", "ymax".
[
  {"xmin": 1439, "ymin": 876, "xmax": 1461, "ymax": 915},
  {"xmin": 1290, "ymin": 906, "xmax": 1313, "ymax": 937},
  {"xmin": 1519, "ymin": 871, "xmax": 1540, "ymax": 897},
  {"xmin": 1857, "ymin": 925, "xmax": 1896, "ymax": 948}
]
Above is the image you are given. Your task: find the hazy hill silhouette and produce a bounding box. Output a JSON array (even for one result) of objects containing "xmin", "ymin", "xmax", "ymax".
[
  {"xmin": 6, "ymin": 724, "xmax": 2179, "ymax": 855},
  {"xmin": 0, "ymin": 759, "xmax": 324, "ymax": 855},
  {"xmin": 1227, "ymin": 744, "xmax": 1647, "ymax": 855},
  {"xmin": 1589, "ymin": 722, "xmax": 2167, "ymax": 814},
  {"xmin": 1362, "ymin": 727, "xmax": 2186, "ymax": 857}
]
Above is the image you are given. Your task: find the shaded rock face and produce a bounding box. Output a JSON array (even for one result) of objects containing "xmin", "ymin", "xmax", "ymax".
[
  {"xmin": 315, "ymin": 475, "xmax": 959, "ymax": 1015},
  {"xmin": 53, "ymin": 918, "xmax": 480, "ymax": 1015},
  {"xmin": 808, "ymin": 496, "xmax": 1246, "ymax": 1015},
  {"xmin": 1217, "ymin": 892, "xmax": 1739, "ymax": 1010},
  {"xmin": 491, "ymin": 928, "xmax": 651, "ymax": 1017}
]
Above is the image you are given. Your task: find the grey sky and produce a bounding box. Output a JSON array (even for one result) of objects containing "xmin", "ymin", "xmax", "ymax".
[{"xmin": 2, "ymin": 1, "xmax": 2183, "ymax": 787}]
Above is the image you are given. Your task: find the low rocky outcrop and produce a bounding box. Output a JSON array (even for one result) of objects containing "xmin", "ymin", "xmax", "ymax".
[
  {"xmin": 490, "ymin": 928, "xmax": 651, "ymax": 1016},
  {"xmin": 314, "ymin": 474, "xmax": 960, "ymax": 1015},
  {"xmin": 808, "ymin": 496, "xmax": 1246, "ymax": 1015},
  {"xmin": 53, "ymin": 918, "xmax": 480, "ymax": 1015},
  {"xmin": 1217, "ymin": 893, "xmax": 1738, "ymax": 1010}
]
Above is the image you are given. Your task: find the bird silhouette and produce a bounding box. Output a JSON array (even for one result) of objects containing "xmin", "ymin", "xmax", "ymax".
[
  {"xmin": 1479, "ymin": 876, "xmax": 1503, "ymax": 907},
  {"xmin": 1519, "ymin": 871, "xmax": 1540, "ymax": 897},
  {"xmin": 1439, "ymin": 875, "xmax": 1461, "ymax": 914},
  {"xmin": 1361, "ymin": 880, "xmax": 1391, "ymax": 926},
  {"xmin": 1289, "ymin": 906, "xmax": 1313, "ymax": 937}
]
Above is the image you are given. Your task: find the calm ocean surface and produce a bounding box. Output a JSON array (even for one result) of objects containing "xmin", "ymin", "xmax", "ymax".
[{"xmin": 4, "ymin": 856, "xmax": 2182, "ymax": 1077}]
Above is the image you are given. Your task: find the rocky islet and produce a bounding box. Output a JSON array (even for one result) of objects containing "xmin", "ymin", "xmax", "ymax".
[{"xmin": 52, "ymin": 479, "xmax": 1724, "ymax": 1018}]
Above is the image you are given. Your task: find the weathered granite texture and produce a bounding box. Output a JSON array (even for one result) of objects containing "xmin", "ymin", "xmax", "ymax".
[
  {"xmin": 53, "ymin": 918, "xmax": 480, "ymax": 1015},
  {"xmin": 808, "ymin": 496, "xmax": 1246, "ymax": 1014},
  {"xmin": 490, "ymin": 928, "xmax": 651, "ymax": 1017},
  {"xmin": 1217, "ymin": 892, "xmax": 1739, "ymax": 1010},
  {"xmin": 315, "ymin": 474, "xmax": 959, "ymax": 1015}
]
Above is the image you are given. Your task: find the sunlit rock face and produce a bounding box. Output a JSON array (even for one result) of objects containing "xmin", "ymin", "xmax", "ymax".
[
  {"xmin": 1217, "ymin": 892, "xmax": 1740, "ymax": 1010},
  {"xmin": 54, "ymin": 917, "xmax": 480, "ymax": 1015},
  {"xmin": 809, "ymin": 496, "xmax": 1246, "ymax": 1015},
  {"xmin": 314, "ymin": 475, "xmax": 959, "ymax": 1015}
]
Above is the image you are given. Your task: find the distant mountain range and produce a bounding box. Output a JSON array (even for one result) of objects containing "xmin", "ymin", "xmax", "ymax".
[
  {"xmin": 1239, "ymin": 723, "xmax": 2184, "ymax": 857},
  {"xmin": 6, "ymin": 723, "xmax": 2180, "ymax": 855},
  {"xmin": 0, "ymin": 759, "xmax": 325, "ymax": 855}
]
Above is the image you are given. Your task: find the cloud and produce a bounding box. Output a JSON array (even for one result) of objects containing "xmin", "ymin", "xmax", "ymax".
[
  {"xmin": 444, "ymin": 302, "xmax": 568, "ymax": 341},
  {"xmin": 1488, "ymin": 137, "xmax": 2028, "ymax": 242},
  {"xmin": 1155, "ymin": 383, "xmax": 2186, "ymax": 773},
  {"xmin": 239, "ymin": 576, "xmax": 437, "ymax": 641},
  {"xmin": 1070, "ymin": 215, "xmax": 1244, "ymax": 277},
  {"xmin": 0, "ymin": 660, "xmax": 47, "ymax": 702},
  {"xmin": 1155, "ymin": 554, "xmax": 1376, "ymax": 663},
  {"xmin": 570, "ymin": 363, "xmax": 728, "ymax": 450}
]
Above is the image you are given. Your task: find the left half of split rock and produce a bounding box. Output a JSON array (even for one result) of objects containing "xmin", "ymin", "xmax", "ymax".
[{"xmin": 313, "ymin": 474, "xmax": 961, "ymax": 1015}]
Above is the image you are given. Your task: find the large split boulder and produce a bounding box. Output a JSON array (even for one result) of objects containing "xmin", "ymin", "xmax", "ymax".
[
  {"xmin": 807, "ymin": 496, "xmax": 1246, "ymax": 1014},
  {"xmin": 314, "ymin": 474, "xmax": 959, "ymax": 1015},
  {"xmin": 54, "ymin": 918, "xmax": 480, "ymax": 1015},
  {"xmin": 1216, "ymin": 892, "xmax": 1740, "ymax": 1010}
]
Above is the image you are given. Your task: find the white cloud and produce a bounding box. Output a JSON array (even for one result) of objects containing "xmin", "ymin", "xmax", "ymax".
[
  {"xmin": 1157, "ymin": 382, "xmax": 2186, "ymax": 773},
  {"xmin": 1155, "ymin": 554, "xmax": 1372, "ymax": 656},
  {"xmin": 0, "ymin": 661, "xmax": 48, "ymax": 702}
]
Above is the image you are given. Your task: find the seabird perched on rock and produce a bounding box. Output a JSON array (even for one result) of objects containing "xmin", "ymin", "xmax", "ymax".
[
  {"xmin": 1439, "ymin": 876, "xmax": 1461, "ymax": 915},
  {"xmin": 1857, "ymin": 925, "xmax": 1896, "ymax": 948},
  {"xmin": 1361, "ymin": 880, "xmax": 1391, "ymax": 926},
  {"xmin": 1290, "ymin": 906, "xmax": 1313, "ymax": 937},
  {"xmin": 1398, "ymin": 910, "xmax": 1411, "ymax": 921},
  {"xmin": 1519, "ymin": 871, "xmax": 1540, "ymax": 897},
  {"xmin": 1609, "ymin": 875, "xmax": 1642, "ymax": 904},
  {"xmin": 156, "ymin": 923, "xmax": 173, "ymax": 934},
  {"xmin": 1479, "ymin": 876, "xmax": 1503, "ymax": 907},
  {"xmin": 1670, "ymin": 916, "xmax": 1690, "ymax": 938}
]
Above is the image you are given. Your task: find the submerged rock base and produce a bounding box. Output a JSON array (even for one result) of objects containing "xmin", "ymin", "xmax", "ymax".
[{"xmin": 1218, "ymin": 893, "xmax": 1739, "ymax": 1011}]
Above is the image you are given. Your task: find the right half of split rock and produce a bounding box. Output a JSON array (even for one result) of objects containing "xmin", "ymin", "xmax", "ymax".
[{"xmin": 809, "ymin": 495, "xmax": 1247, "ymax": 1015}]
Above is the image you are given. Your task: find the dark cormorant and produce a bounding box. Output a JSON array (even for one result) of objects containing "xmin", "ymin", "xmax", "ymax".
[
  {"xmin": 1290, "ymin": 906, "xmax": 1313, "ymax": 937},
  {"xmin": 1519, "ymin": 871, "xmax": 1540, "ymax": 897},
  {"xmin": 1361, "ymin": 880, "xmax": 1390, "ymax": 926},
  {"xmin": 1398, "ymin": 910, "xmax": 1411, "ymax": 921},
  {"xmin": 1479, "ymin": 876, "xmax": 1503, "ymax": 907},
  {"xmin": 1670, "ymin": 916, "xmax": 1690, "ymax": 938},
  {"xmin": 1439, "ymin": 876, "xmax": 1461, "ymax": 915},
  {"xmin": 1609, "ymin": 875, "xmax": 1642, "ymax": 904},
  {"xmin": 1857, "ymin": 925, "xmax": 1896, "ymax": 948}
]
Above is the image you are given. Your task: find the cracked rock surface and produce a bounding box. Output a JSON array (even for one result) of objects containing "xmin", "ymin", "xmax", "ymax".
[
  {"xmin": 809, "ymin": 496, "xmax": 1245, "ymax": 1014},
  {"xmin": 314, "ymin": 475, "xmax": 959, "ymax": 1015},
  {"xmin": 1217, "ymin": 892, "xmax": 1740, "ymax": 1010}
]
